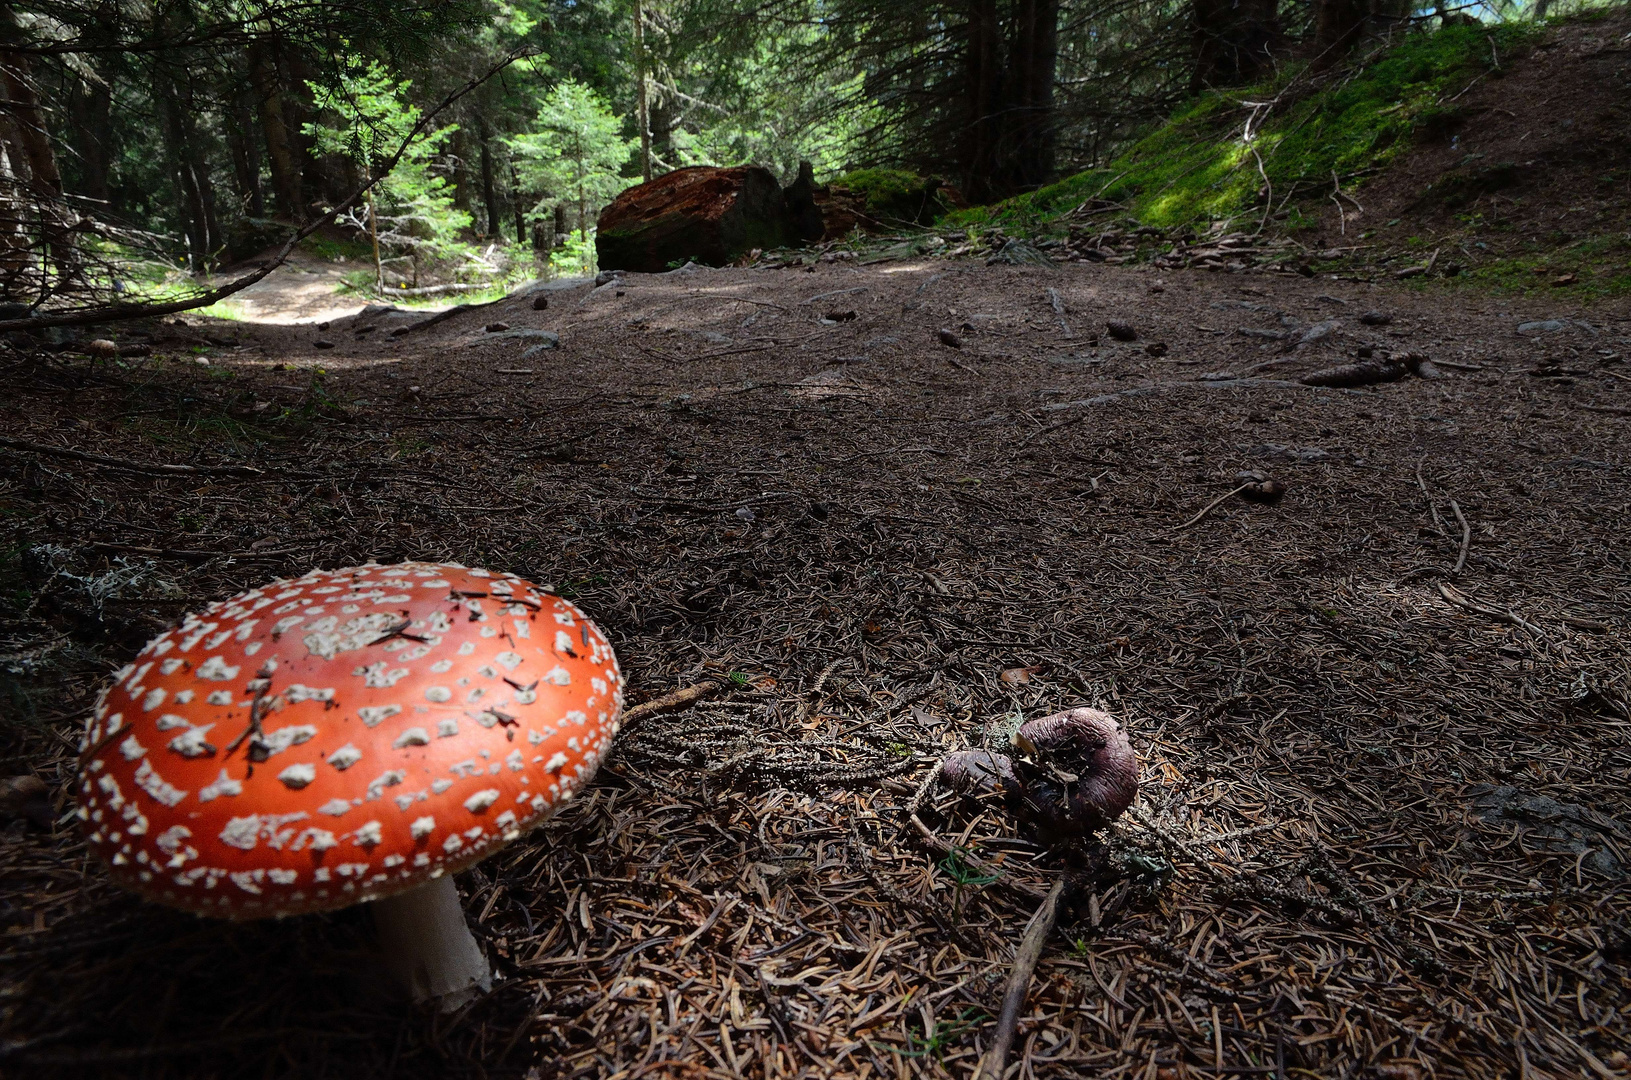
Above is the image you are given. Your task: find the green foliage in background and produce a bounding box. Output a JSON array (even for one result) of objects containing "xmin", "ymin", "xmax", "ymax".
[
  {"xmin": 304, "ymin": 55, "xmax": 471, "ymax": 260},
  {"xmin": 510, "ymin": 80, "xmax": 637, "ymax": 241}
]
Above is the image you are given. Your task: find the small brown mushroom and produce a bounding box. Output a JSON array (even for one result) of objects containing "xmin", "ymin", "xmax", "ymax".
[
  {"xmin": 938, "ymin": 750, "xmax": 1017, "ymax": 797},
  {"xmin": 1009, "ymin": 708, "xmax": 1138, "ymax": 839},
  {"xmin": 1235, "ymin": 470, "xmax": 1287, "ymax": 505}
]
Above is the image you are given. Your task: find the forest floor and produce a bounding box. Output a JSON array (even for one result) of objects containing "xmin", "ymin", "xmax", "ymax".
[{"xmin": 2, "ymin": 256, "xmax": 1629, "ymax": 1080}]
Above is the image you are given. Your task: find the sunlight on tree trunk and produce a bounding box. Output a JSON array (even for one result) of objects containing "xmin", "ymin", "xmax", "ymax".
[{"xmin": 634, "ymin": 0, "xmax": 652, "ymax": 183}]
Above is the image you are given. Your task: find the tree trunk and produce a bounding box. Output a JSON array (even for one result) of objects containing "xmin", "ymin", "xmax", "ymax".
[
  {"xmin": 1308, "ymin": 0, "xmax": 1408, "ymax": 70},
  {"xmin": 68, "ymin": 76, "xmax": 113, "ymax": 209},
  {"xmin": 477, "ymin": 114, "xmax": 501, "ymax": 239},
  {"xmin": 963, "ymin": 0, "xmax": 1004, "ymax": 202},
  {"xmin": 226, "ymin": 88, "xmax": 265, "ymax": 218},
  {"xmin": 509, "ymin": 162, "xmax": 525, "ymax": 244},
  {"xmin": 650, "ymin": 97, "xmax": 673, "ymax": 166},
  {"xmin": 156, "ymin": 72, "xmax": 215, "ymax": 273},
  {"xmin": 634, "ymin": 0, "xmax": 652, "ymax": 182},
  {"xmin": 1007, "ymin": 0, "xmax": 1059, "ymax": 191},
  {"xmin": 1191, "ymin": 0, "xmax": 1281, "ymax": 91},
  {"xmin": 451, "ymin": 125, "xmax": 472, "ymax": 215},
  {"xmin": 0, "ymin": 0, "xmax": 75, "ymax": 291},
  {"xmin": 249, "ymin": 39, "xmax": 303, "ymax": 221},
  {"xmin": 962, "ymin": 0, "xmax": 1058, "ymax": 199}
]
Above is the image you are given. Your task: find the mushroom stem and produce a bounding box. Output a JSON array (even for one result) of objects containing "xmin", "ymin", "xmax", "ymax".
[{"xmin": 372, "ymin": 874, "xmax": 492, "ymax": 1010}]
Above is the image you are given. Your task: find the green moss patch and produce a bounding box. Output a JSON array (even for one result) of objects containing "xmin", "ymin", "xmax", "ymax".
[
  {"xmin": 829, "ymin": 168, "xmax": 955, "ymax": 226},
  {"xmin": 957, "ymin": 22, "xmax": 1539, "ymax": 234}
]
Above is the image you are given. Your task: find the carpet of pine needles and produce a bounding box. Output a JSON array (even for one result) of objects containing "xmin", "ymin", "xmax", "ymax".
[{"xmin": 1, "ymin": 256, "xmax": 1629, "ymax": 1080}]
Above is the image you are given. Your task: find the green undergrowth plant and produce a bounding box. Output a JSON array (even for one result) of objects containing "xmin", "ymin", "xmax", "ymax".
[{"xmin": 955, "ymin": 20, "xmax": 1541, "ymax": 235}]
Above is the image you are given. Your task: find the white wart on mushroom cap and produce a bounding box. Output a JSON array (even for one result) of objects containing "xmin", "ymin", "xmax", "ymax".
[{"xmin": 75, "ymin": 561, "xmax": 624, "ymax": 918}]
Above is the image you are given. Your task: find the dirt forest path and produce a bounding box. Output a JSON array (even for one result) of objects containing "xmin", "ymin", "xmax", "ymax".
[
  {"xmin": 3, "ymin": 258, "xmax": 1629, "ymax": 1079},
  {"xmin": 207, "ymin": 252, "xmax": 463, "ymax": 325}
]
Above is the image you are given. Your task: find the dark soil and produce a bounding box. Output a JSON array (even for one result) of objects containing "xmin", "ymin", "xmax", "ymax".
[{"xmin": 2, "ymin": 256, "xmax": 1629, "ymax": 1079}]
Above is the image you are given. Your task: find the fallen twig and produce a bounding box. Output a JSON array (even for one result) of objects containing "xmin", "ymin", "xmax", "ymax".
[
  {"xmin": 1438, "ymin": 583, "xmax": 1544, "ymax": 638},
  {"xmin": 974, "ymin": 877, "xmax": 1067, "ymax": 1080},
  {"xmin": 1171, "ymin": 485, "xmax": 1251, "ymax": 532},
  {"xmin": 1416, "ymin": 461, "xmax": 1447, "ymax": 537},
  {"xmin": 394, "ymin": 297, "xmax": 506, "ymax": 335},
  {"xmin": 0, "ymin": 436, "xmax": 265, "ymax": 477},
  {"xmin": 618, "ymin": 680, "xmax": 723, "ymax": 731},
  {"xmin": 1450, "ymin": 499, "xmax": 1471, "ymax": 576}
]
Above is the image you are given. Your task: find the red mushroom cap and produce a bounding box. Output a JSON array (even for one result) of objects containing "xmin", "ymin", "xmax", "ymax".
[{"xmin": 75, "ymin": 561, "xmax": 624, "ymax": 918}]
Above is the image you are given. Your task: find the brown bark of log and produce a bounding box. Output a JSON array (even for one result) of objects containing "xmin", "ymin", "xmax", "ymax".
[
  {"xmin": 249, "ymin": 40, "xmax": 304, "ymax": 222},
  {"xmin": 596, "ymin": 166, "xmax": 795, "ymax": 272}
]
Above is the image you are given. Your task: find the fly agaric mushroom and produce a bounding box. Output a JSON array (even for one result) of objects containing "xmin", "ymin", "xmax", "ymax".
[
  {"xmin": 74, "ymin": 561, "xmax": 623, "ymax": 1008},
  {"xmin": 1009, "ymin": 707, "xmax": 1138, "ymax": 839}
]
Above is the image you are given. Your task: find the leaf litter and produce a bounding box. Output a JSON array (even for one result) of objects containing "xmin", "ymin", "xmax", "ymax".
[{"xmin": 0, "ymin": 256, "xmax": 1627, "ymax": 1079}]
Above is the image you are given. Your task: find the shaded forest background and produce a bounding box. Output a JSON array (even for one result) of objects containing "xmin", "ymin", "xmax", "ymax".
[{"xmin": 0, "ymin": 0, "xmax": 1594, "ymax": 305}]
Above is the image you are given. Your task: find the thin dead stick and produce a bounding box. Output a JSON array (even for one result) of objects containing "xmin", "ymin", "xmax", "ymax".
[
  {"xmin": 619, "ymin": 680, "xmax": 722, "ymax": 731},
  {"xmin": 1449, "ymin": 499, "xmax": 1471, "ymax": 576},
  {"xmin": 1415, "ymin": 461, "xmax": 1446, "ymax": 536},
  {"xmin": 1172, "ymin": 485, "xmax": 1249, "ymax": 532},
  {"xmin": 974, "ymin": 877, "xmax": 1067, "ymax": 1080},
  {"xmin": 0, "ymin": 435, "xmax": 266, "ymax": 476},
  {"xmin": 1251, "ymin": 147, "xmax": 1273, "ymax": 236},
  {"xmin": 1438, "ymin": 583, "xmax": 1545, "ymax": 638},
  {"xmin": 908, "ymin": 813, "xmax": 1045, "ymax": 902}
]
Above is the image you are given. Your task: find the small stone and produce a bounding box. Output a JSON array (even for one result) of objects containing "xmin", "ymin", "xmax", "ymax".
[
  {"xmin": 734, "ymin": 507, "xmax": 757, "ymax": 522},
  {"xmin": 485, "ymin": 322, "xmax": 510, "ymax": 332},
  {"xmin": 938, "ymin": 329, "xmax": 962, "ymax": 348},
  {"xmin": 1359, "ymin": 311, "xmax": 1391, "ymax": 326},
  {"xmin": 314, "ymin": 339, "xmax": 335, "ymax": 350},
  {"xmin": 1105, "ymin": 320, "xmax": 1138, "ymax": 341},
  {"xmin": 318, "ymin": 321, "xmax": 331, "ymax": 331}
]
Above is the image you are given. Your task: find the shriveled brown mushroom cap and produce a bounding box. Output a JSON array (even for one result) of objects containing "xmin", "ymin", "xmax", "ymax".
[
  {"xmin": 76, "ymin": 561, "xmax": 623, "ymax": 918},
  {"xmin": 1011, "ymin": 707, "xmax": 1138, "ymax": 837}
]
